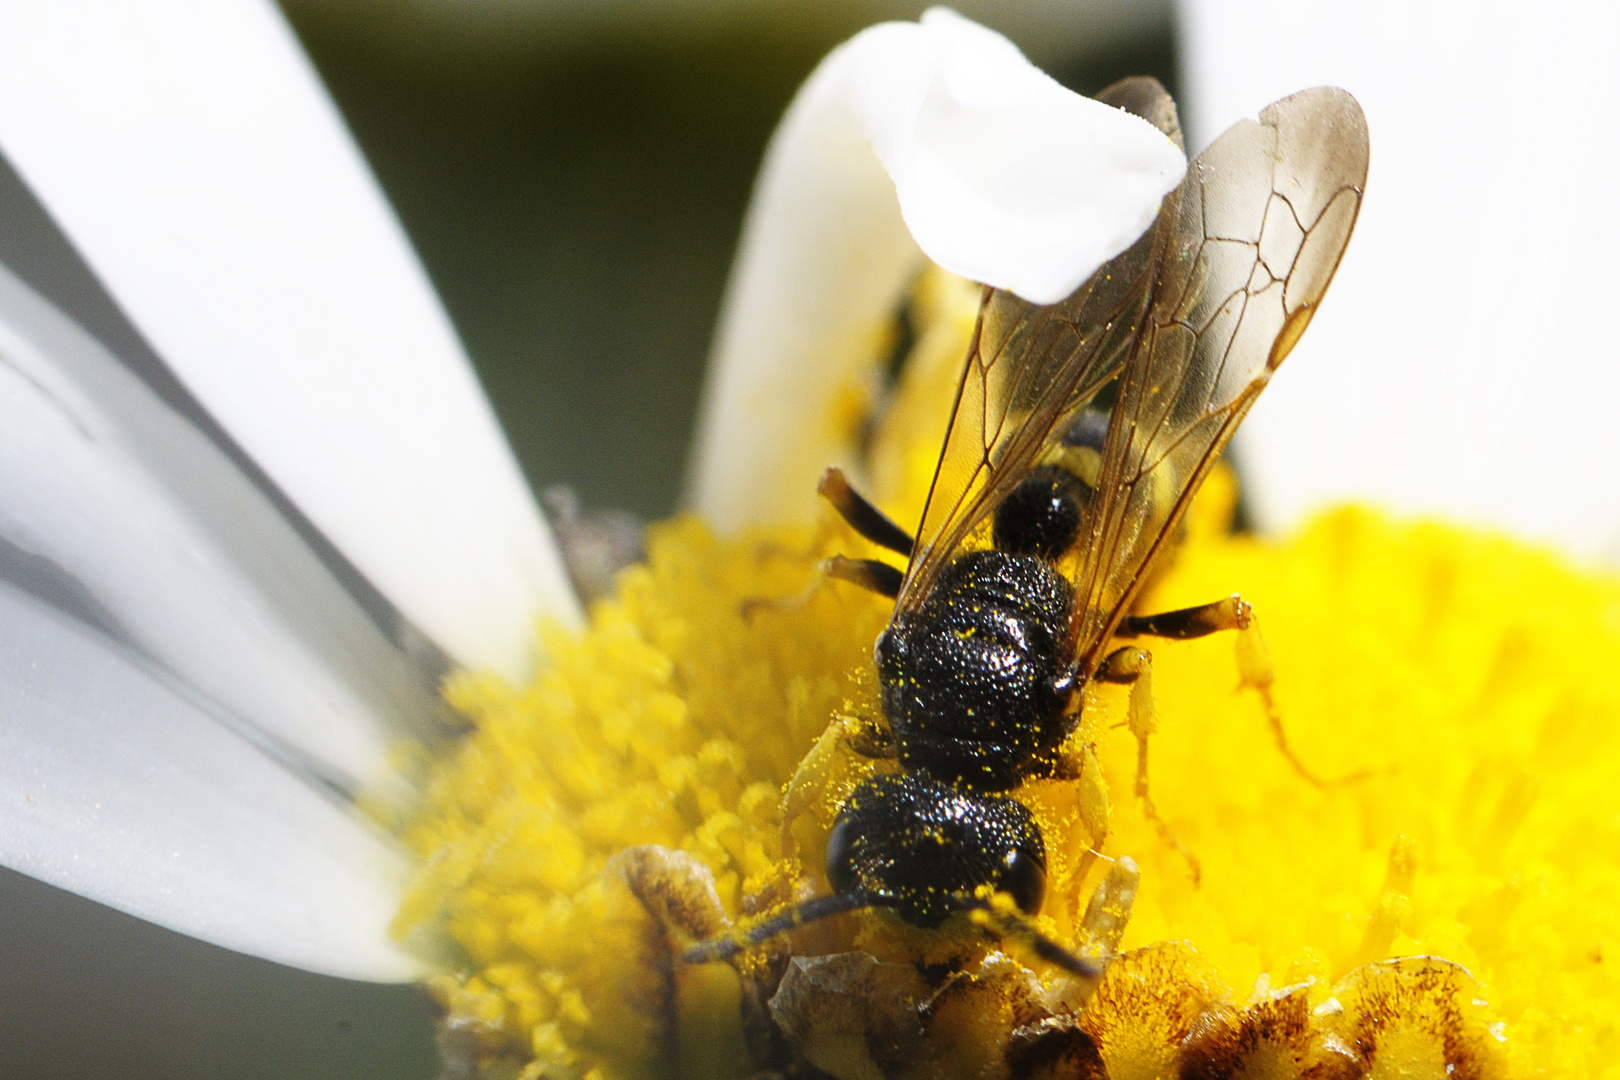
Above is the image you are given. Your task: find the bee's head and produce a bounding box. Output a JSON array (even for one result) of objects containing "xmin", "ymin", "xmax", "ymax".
[
  {"xmin": 681, "ymin": 771, "xmax": 1095, "ymax": 979},
  {"xmin": 825, "ymin": 771, "xmax": 1046, "ymax": 927}
]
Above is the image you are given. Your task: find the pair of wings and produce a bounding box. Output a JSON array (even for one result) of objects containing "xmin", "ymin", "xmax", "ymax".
[{"xmin": 893, "ymin": 81, "xmax": 1369, "ymax": 679}]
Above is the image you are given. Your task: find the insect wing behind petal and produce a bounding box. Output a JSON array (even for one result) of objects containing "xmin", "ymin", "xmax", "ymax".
[
  {"xmin": 893, "ymin": 79, "xmax": 1182, "ymax": 617},
  {"xmin": 895, "ymin": 226, "xmax": 1160, "ymax": 614},
  {"xmin": 1064, "ymin": 87, "xmax": 1368, "ymax": 671}
]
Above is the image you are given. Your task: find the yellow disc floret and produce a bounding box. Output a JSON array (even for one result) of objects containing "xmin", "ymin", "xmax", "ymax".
[{"xmin": 398, "ymin": 268, "xmax": 1620, "ymax": 1079}]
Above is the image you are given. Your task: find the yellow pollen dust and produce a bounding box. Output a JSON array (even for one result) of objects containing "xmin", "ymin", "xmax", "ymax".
[{"xmin": 397, "ymin": 269, "xmax": 1620, "ymax": 1080}]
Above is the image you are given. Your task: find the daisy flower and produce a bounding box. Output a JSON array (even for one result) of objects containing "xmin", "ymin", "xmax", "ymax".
[{"xmin": 3, "ymin": 1, "xmax": 1618, "ymax": 1078}]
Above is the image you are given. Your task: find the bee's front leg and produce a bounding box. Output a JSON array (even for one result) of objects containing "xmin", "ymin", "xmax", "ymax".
[
  {"xmin": 1095, "ymin": 645, "xmax": 1200, "ymax": 886},
  {"xmin": 779, "ymin": 711, "xmax": 894, "ymax": 863}
]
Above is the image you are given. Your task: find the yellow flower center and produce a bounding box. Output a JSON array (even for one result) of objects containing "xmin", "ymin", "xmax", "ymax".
[{"xmin": 396, "ymin": 270, "xmax": 1620, "ymax": 1080}]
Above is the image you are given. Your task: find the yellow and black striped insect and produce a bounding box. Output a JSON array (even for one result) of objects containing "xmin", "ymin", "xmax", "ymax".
[{"xmin": 689, "ymin": 79, "xmax": 1368, "ymax": 974}]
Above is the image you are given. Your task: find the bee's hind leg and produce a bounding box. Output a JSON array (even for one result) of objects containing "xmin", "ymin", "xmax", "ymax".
[
  {"xmin": 1095, "ymin": 646, "xmax": 1201, "ymax": 886},
  {"xmin": 1116, "ymin": 595, "xmax": 1364, "ymax": 790}
]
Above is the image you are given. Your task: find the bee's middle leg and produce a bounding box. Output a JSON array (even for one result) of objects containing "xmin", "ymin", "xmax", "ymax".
[
  {"xmin": 1095, "ymin": 645, "xmax": 1201, "ymax": 886},
  {"xmin": 1117, "ymin": 595, "xmax": 1361, "ymax": 789},
  {"xmin": 817, "ymin": 468, "xmax": 913, "ymax": 600}
]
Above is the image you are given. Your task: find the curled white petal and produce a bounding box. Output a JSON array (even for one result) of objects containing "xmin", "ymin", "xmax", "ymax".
[
  {"xmin": 868, "ymin": 9, "xmax": 1186, "ymax": 306},
  {"xmin": 0, "ymin": 0, "xmax": 578, "ymax": 678},
  {"xmin": 0, "ymin": 581, "xmax": 424, "ymax": 982},
  {"xmin": 1181, "ymin": 0, "xmax": 1620, "ymax": 561},
  {"xmin": 0, "ymin": 261, "xmax": 443, "ymax": 802},
  {"xmin": 688, "ymin": 7, "xmax": 1184, "ymax": 531}
]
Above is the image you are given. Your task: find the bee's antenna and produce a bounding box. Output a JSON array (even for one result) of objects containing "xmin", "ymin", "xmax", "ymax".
[
  {"xmin": 960, "ymin": 896, "xmax": 1104, "ymax": 981},
  {"xmin": 680, "ymin": 892, "xmax": 874, "ymax": 965}
]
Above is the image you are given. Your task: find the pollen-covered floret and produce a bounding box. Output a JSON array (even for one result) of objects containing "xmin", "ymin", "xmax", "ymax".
[{"xmin": 396, "ymin": 268, "xmax": 1620, "ymax": 1079}]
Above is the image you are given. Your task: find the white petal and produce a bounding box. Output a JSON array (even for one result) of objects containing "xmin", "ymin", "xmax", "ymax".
[
  {"xmin": 0, "ymin": 261, "xmax": 442, "ymax": 800},
  {"xmin": 1180, "ymin": 0, "xmax": 1620, "ymax": 562},
  {"xmin": 688, "ymin": 9, "xmax": 1183, "ymax": 531},
  {"xmin": 0, "ymin": 580, "xmax": 424, "ymax": 982},
  {"xmin": 882, "ymin": 9, "xmax": 1185, "ymax": 306},
  {"xmin": 0, "ymin": 0, "xmax": 579, "ymax": 678}
]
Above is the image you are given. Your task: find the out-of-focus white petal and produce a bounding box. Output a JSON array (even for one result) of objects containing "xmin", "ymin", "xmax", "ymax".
[
  {"xmin": 0, "ymin": 0, "xmax": 579, "ymax": 679},
  {"xmin": 1180, "ymin": 0, "xmax": 1620, "ymax": 562},
  {"xmin": 688, "ymin": 7, "xmax": 1184, "ymax": 531},
  {"xmin": 0, "ymin": 581, "xmax": 424, "ymax": 982},
  {"xmin": 0, "ymin": 262, "xmax": 444, "ymax": 801}
]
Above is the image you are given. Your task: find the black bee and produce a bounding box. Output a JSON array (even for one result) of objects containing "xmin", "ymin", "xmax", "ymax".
[{"xmin": 687, "ymin": 78, "xmax": 1368, "ymax": 974}]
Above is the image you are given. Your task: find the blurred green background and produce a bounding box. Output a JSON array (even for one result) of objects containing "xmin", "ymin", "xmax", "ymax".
[
  {"xmin": 290, "ymin": 0, "xmax": 1177, "ymax": 521},
  {"xmin": 0, "ymin": 3, "xmax": 1173, "ymax": 1077}
]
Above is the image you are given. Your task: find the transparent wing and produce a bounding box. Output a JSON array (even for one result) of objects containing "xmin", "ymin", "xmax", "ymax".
[
  {"xmin": 893, "ymin": 78, "xmax": 1182, "ymax": 616},
  {"xmin": 893, "ymin": 232, "xmax": 1158, "ymax": 613},
  {"xmin": 1063, "ymin": 87, "xmax": 1369, "ymax": 673}
]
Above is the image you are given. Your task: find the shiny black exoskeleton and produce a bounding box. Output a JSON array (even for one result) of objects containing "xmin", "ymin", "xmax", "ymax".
[
  {"xmin": 681, "ymin": 411, "xmax": 1113, "ymax": 972},
  {"xmin": 875, "ymin": 548, "xmax": 1075, "ymax": 790},
  {"xmin": 872, "ymin": 419, "xmax": 1101, "ymax": 793},
  {"xmin": 826, "ymin": 771, "xmax": 1047, "ymax": 926},
  {"xmin": 824, "ymin": 428, "xmax": 1100, "ymax": 928},
  {"xmin": 686, "ymin": 79, "xmax": 1369, "ymax": 975}
]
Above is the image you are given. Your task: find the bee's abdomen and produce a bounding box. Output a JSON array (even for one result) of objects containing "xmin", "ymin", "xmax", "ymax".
[{"xmin": 877, "ymin": 550, "xmax": 1072, "ymax": 791}]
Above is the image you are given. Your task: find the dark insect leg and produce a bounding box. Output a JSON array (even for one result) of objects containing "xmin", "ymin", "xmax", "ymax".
[
  {"xmin": 680, "ymin": 892, "xmax": 872, "ymax": 965},
  {"xmin": 1115, "ymin": 593, "xmax": 1250, "ymax": 640},
  {"xmin": 1095, "ymin": 645, "xmax": 1201, "ymax": 886},
  {"xmin": 823, "ymin": 554, "xmax": 904, "ymax": 599},
  {"xmin": 1117, "ymin": 595, "xmax": 1364, "ymax": 790},
  {"xmin": 960, "ymin": 896, "xmax": 1104, "ymax": 983},
  {"xmin": 818, "ymin": 467, "xmax": 914, "ymax": 556},
  {"xmin": 739, "ymin": 558, "xmax": 893, "ymax": 621}
]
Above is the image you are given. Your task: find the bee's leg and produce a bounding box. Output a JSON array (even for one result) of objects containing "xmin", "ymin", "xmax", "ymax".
[
  {"xmin": 1063, "ymin": 745, "xmax": 1113, "ymax": 922},
  {"xmin": 1117, "ymin": 595, "xmax": 1358, "ymax": 789},
  {"xmin": 780, "ymin": 713, "xmax": 894, "ymax": 860},
  {"xmin": 823, "ymin": 554, "xmax": 903, "ymax": 599},
  {"xmin": 1095, "ymin": 646, "xmax": 1201, "ymax": 886},
  {"xmin": 1076, "ymin": 854, "xmax": 1139, "ymax": 960},
  {"xmin": 739, "ymin": 473, "xmax": 908, "ymax": 613},
  {"xmin": 1115, "ymin": 593, "xmax": 1251, "ymax": 642},
  {"xmin": 1027, "ymin": 737, "xmax": 1112, "ymax": 914},
  {"xmin": 741, "ymin": 553, "xmax": 899, "ymax": 617},
  {"xmin": 818, "ymin": 467, "xmax": 914, "ymax": 556}
]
